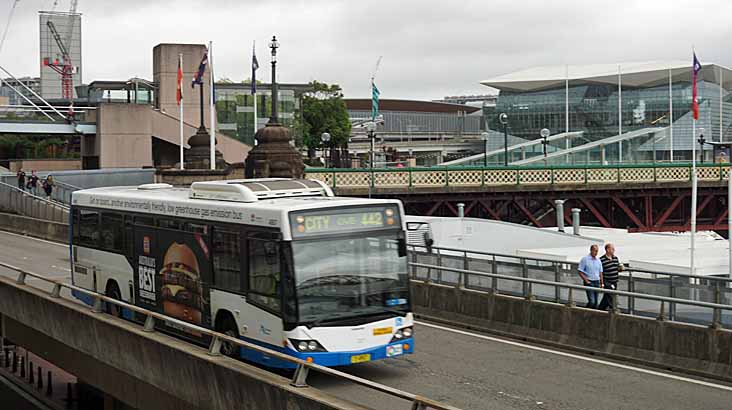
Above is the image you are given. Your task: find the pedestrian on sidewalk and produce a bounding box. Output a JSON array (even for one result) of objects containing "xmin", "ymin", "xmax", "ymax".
[
  {"xmin": 27, "ymin": 170, "xmax": 39, "ymax": 196},
  {"xmin": 578, "ymin": 244, "xmax": 603, "ymax": 309},
  {"xmin": 42, "ymin": 175, "xmax": 55, "ymax": 200},
  {"xmin": 598, "ymin": 243, "xmax": 623, "ymax": 311},
  {"xmin": 16, "ymin": 168, "xmax": 26, "ymax": 190}
]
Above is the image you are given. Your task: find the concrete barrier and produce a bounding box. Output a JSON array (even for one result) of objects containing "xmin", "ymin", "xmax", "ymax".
[
  {"xmin": 0, "ymin": 276, "xmax": 369, "ymax": 410},
  {"xmin": 412, "ymin": 281, "xmax": 732, "ymax": 382},
  {"xmin": 0, "ymin": 212, "xmax": 68, "ymax": 243}
]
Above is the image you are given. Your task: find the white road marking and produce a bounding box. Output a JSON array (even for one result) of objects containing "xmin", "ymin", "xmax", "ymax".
[
  {"xmin": 0, "ymin": 230, "xmax": 67, "ymax": 248},
  {"xmin": 416, "ymin": 320, "xmax": 732, "ymax": 392}
]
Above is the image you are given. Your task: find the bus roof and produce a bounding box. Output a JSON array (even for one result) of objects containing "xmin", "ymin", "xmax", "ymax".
[{"xmin": 71, "ymin": 181, "xmax": 404, "ymax": 236}]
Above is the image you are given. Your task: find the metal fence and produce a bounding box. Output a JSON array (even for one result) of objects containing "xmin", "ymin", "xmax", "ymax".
[
  {"xmin": 0, "ymin": 181, "xmax": 69, "ymax": 223},
  {"xmin": 0, "ymin": 261, "xmax": 460, "ymax": 410},
  {"xmin": 305, "ymin": 162, "xmax": 728, "ymax": 190},
  {"xmin": 408, "ymin": 245, "xmax": 732, "ymax": 328}
]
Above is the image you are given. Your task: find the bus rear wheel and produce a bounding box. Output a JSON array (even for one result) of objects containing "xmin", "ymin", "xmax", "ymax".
[{"xmin": 218, "ymin": 315, "xmax": 240, "ymax": 358}]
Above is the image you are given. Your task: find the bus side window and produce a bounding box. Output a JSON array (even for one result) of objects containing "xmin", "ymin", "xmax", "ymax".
[
  {"xmin": 248, "ymin": 239, "xmax": 281, "ymax": 313},
  {"xmin": 212, "ymin": 228, "xmax": 242, "ymax": 293},
  {"xmin": 100, "ymin": 212, "xmax": 124, "ymax": 252},
  {"xmin": 71, "ymin": 208, "xmax": 80, "ymax": 244},
  {"xmin": 78, "ymin": 210, "xmax": 99, "ymax": 247}
]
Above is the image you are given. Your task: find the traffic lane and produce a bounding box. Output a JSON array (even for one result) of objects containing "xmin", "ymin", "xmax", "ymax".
[
  {"xmin": 0, "ymin": 231, "xmax": 73, "ymax": 296},
  {"xmin": 310, "ymin": 322, "xmax": 732, "ymax": 410}
]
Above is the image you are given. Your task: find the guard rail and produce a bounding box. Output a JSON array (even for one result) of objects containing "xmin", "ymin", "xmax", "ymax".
[
  {"xmin": 305, "ymin": 162, "xmax": 730, "ymax": 190},
  {"xmin": 408, "ymin": 259, "xmax": 732, "ymax": 328},
  {"xmin": 0, "ymin": 180, "xmax": 69, "ymax": 223},
  {"xmin": 0, "ymin": 261, "xmax": 460, "ymax": 410}
]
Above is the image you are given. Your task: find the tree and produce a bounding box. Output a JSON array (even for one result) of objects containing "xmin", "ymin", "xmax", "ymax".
[{"xmin": 300, "ymin": 81, "xmax": 351, "ymax": 158}]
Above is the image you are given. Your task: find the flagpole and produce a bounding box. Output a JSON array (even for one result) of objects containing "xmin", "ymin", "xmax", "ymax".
[
  {"xmin": 252, "ymin": 41, "xmax": 258, "ymax": 146},
  {"xmin": 209, "ymin": 41, "xmax": 215, "ymax": 170},
  {"xmin": 618, "ymin": 64, "xmax": 622, "ymax": 163},
  {"xmin": 565, "ymin": 65, "xmax": 569, "ymax": 158},
  {"xmin": 691, "ymin": 117, "xmax": 697, "ymax": 274},
  {"xmin": 179, "ymin": 53, "xmax": 184, "ymax": 170},
  {"xmin": 720, "ymin": 66, "xmax": 724, "ymax": 143},
  {"xmin": 669, "ymin": 67, "xmax": 674, "ymax": 162}
]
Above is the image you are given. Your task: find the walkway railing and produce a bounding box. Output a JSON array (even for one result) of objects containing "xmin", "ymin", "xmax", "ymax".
[
  {"xmin": 0, "ymin": 181, "xmax": 69, "ymax": 223},
  {"xmin": 409, "ymin": 245, "xmax": 732, "ymax": 328},
  {"xmin": 0, "ymin": 262, "xmax": 460, "ymax": 410},
  {"xmin": 0, "ymin": 105, "xmax": 95, "ymax": 123},
  {"xmin": 306, "ymin": 162, "xmax": 729, "ymax": 190}
]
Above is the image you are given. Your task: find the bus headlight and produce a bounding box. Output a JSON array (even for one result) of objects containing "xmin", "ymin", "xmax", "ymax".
[
  {"xmin": 290, "ymin": 339, "xmax": 327, "ymax": 352},
  {"xmin": 391, "ymin": 327, "xmax": 413, "ymax": 343}
]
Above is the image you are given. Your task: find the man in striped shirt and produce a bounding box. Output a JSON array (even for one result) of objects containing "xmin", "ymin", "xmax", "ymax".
[{"xmin": 598, "ymin": 243, "xmax": 623, "ymax": 311}]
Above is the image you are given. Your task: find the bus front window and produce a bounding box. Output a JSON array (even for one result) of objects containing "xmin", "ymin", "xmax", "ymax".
[{"xmin": 292, "ymin": 233, "xmax": 409, "ymax": 325}]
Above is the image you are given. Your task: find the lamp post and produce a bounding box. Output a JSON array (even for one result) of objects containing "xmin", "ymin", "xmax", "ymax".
[
  {"xmin": 540, "ymin": 128, "xmax": 550, "ymax": 165},
  {"xmin": 269, "ymin": 36, "xmax": 279, "ymax": 123},
  {"xmin": 499, "ymin": 113, "xmax": 509, "ymax": 166},
  {"xmin": 481, "ymin": 131, "xmax": 489, "ymax": 167},
  {"xmin": 321, "ymin": 132, "xmax": 331, "ymax": 168},
  {"xmin": 697, "ymin": 130, "xmax": 706, "ymax": 164}
]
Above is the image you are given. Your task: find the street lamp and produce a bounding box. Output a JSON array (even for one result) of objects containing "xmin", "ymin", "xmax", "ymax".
[
  {"xmin": 269, "ymin": 36, "xmax": 279, "ymax": 123},
  {"xmin": 481, "ymin": 132, "xmax": 490, "ymax": 167},
  {"xmin": 698, "ymin": 128, "xmax": 706, "ymax": 164},
  {"xmin": 321, "ymin": 132, "xmax": 331, "ymax": 168},
  {"xmin": 499, "ymin": 113, "xmax": 509, "ymax": 166},
  {"xmin": 365, "ymin": 122, "xmax": 377, "ymax": 169},
  {"xmin": 540, "ymin": 128, "xmax": 551, "ymax": 163}
]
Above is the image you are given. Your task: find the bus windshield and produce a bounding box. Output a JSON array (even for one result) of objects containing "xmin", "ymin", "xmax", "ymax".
[{"xmin": 291, "ymin": 233, "xmax": 409, "ymax": 325}]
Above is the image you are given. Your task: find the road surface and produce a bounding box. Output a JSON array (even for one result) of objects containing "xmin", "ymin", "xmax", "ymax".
[{"xmin": 0, "ymin": 230, "xmax": 730, "ymax": 410}]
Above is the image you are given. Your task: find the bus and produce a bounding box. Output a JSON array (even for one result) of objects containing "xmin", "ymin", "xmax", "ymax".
[{"xmin": 69, "ymin": 178, "xmax": 413, "ymax": 368}]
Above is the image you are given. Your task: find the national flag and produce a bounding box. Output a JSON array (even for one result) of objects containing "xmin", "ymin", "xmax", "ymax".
[
  {"xmin": 192, "ymin": 49, "xmax": 208, "ymax": 88},
  {"xmin": 371, "ymin": 81, "xmax": 380, "ymax": 120},
  {"xmin": 692, "ymin": 52, "xmax": 702, "ymax": 120},
  {"xmin": 251, "ymin": 43, "xmax": 259, "ymax": 95},
  {"xmin": 176, "ymin": 57, "xmax": 183, "ymax": 105}
]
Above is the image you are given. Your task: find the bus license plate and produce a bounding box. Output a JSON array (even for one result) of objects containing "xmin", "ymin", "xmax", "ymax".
[
  {"xmin": 351, "ymin": 354, "xmax": 371, "ymax": 364},
  {"xmin": 386, "ymin": 345, "xmax": 403, "ymax": 357}
]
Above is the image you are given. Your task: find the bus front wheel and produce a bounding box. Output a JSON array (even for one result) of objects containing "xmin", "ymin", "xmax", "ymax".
[{"xmin": 105, "ymin": 282, "xmax": 123, "ymax": 318}]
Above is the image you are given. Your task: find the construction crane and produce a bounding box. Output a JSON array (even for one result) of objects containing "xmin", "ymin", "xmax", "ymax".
[{"xmin": 43, "ymin": 0, "xmax": 78, "ymax": 100}]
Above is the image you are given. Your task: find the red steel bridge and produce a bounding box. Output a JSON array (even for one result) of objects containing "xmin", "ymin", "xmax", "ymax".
[{"xmin": 305, "ymin": 163, "xmax": 732, "ymax": 233}]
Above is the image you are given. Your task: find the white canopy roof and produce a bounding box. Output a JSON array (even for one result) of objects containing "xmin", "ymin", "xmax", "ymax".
[{"xmin": 481, "ymin": 61, "xmax": 732, "ymax": 92}]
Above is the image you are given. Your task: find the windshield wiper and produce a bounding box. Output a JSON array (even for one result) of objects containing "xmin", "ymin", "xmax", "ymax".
[{"xmin": 307, "ymin": 307, "xmax": 406, "ymax": 328}]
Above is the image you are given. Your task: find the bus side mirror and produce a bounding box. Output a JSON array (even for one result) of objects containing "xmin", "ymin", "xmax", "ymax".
[{"xmin": 398, "ymin": 238, "xmax": 407, "ymax": 257}]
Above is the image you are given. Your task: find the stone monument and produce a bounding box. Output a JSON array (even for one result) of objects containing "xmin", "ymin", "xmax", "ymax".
[{"xmin": 245, "ymin": 36, "xmax": 304, "ymax": 179}]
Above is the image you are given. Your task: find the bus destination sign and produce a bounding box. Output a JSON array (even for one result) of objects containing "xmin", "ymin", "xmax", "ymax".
[{"xmin": 290, "ymin": 207, "xmax": 399, "ymax": 237}]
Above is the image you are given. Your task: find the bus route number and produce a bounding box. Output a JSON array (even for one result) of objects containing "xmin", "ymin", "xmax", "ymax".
[{"xmin": 360, "ymin": 212, "xmax": 383, "ymax": 226}]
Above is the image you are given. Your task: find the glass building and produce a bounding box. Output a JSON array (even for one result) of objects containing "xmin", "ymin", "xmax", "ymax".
[
  {"xmin": 478, "ymin": 61, "xmax": 732, "ymax": 164},
  {"xmin": 215, "ymin": 83, "xmax": 311, "ymax": 146}
]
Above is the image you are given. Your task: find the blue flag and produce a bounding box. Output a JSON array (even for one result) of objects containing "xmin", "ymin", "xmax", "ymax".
[
  {"xmin": 252, "ymin": 44, "xmax": 259, "ymax": 95},
  {"xmin": 191, "ymin": 49, "xmax": 208, "ymax": 88},
  {"xmin": 371, "ymin": 81, "xmax": 380, "ymax": 120}
]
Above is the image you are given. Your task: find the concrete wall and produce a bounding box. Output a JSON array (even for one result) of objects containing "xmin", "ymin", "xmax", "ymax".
[
  {"xmin": 2, "ymin": 168, "xmax": 156, "ymax": 189},
  {"xmin": 153, "ymin": 44, "xmax": 211, "ymax": 128},
  {"xmin": 412, "ymin": 282, "xmax": 732, "ymax": 381},
  {"xmin": 0, "ymin": 212, "xmax": 67, "ymax": 243},
  {"xmin": 0, "ymin": 277, "xmax": 369, "ymax": 410},
  {"xmin": 9, "ymin": 159, "xmax": 82, "ymax": 173},
  {"xmin": 98, "ymin": 104, "xmax": 154, "ymax": 168}
]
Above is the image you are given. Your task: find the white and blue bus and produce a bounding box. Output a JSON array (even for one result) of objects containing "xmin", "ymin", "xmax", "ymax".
[{"xmin": 69, "ymin": 179, "xmax": 413, "ymax": 367}]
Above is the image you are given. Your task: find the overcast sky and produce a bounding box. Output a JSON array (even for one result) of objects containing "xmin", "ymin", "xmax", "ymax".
[{"xmin": 1, "ymin": 0, "xmax": 731, "ymax": 100}]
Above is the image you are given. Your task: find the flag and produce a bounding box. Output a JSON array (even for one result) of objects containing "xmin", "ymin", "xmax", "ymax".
[
  {"xmin": 176, "ymin": 56, "xmax": 183, "ymax": 105},
  {"xmin": 692, "ymin": 52, "xmax": 702, "ymax": 120},
  {"xmin": 251, "ymin": 43, "xmax": 259, "ymax": 95},
  {"xmin": 192, "ymin": 49, "xmax": 208, "ymax": 88},
  {"xmin": 371, "ymin": 81, "xmax": 380, "ymax": 120}
]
